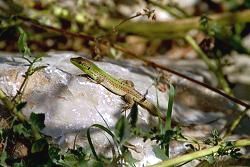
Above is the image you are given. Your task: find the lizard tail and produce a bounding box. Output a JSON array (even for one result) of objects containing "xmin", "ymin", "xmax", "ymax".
[{"xmin": 141, "ymin": 100, "xmax": 166, "ymax": 121}]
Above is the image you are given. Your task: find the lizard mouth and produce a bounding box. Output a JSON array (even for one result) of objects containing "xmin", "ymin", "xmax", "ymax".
[{"xmin": 70, "ymin": 57, "xmax": 82, "ymax": 64}]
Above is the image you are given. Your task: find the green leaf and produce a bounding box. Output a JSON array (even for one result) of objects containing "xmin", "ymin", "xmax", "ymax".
[
  {"xmin": 34, "ymin": 52, "xmax": 46, "ymax": 59},
  {"xmin": 200, "ymin": 16, "xmax": 249, "ymax": 54},
  {"xmin": 123, "ymin": 149, "xmax": 138, "ymax": 166},
  {"xmin": 128, "ymin": 103, "xmax": 138, "ymax": 127},
  {"xmin": 230, "ymin": 148, "xmax": 242, "ymax": 159},
  {"xmin": 16, "ymin": 101, "xmax": 27, "ymax": 111},
  {"xmin": 13, "ymin": 160, "xmax": 25, "ymax": 167},
  {"xmin": 0, "ymin": 150, "xmax": 7, "ymax": 166},
  {"xmin": 58, "ymin": 149, "xmax": 91, "ymax": 167},
  {"xmin": 31, "ymin": 138, "xmax": 48, "ymax": 153},
  {"xmin": 205, "ymin": 155, "xmax": 216, "ymax": 164},
  {"xmin": 246, "ymin": 1, "xmax": 250, "ymax": 8},
  {"xmin": 29, "ymin": 66, "xmax": 47, "ymax": 76},
  {"xmin": 59, "ymin": 153, "xmax": 78, "ymax": 166},
  {"xmin": 200, "ymin": 15, "xmax": 210, "ymax": 30},
  {"xmin": 4, "ymin": 0, "xmax": 23, "ymax": 14},
  {"xmin": 13, "ymin": 123, "xmax": 32, "ymax": 138},
  {"xmin": 48, "ymin": 146, "xmax": 61, "ymax": 164},
  {"xmin": 0, "ymin": 128, "xmax": 3, "ymax": 138},
  {"xmin": 32, "ymin": 65, "xmax": 47, "ymax": 73},
  {"xmin": 165, "ymin": 84, "xmax": 175, "ymax": 130},
  {"xmin": 152, "ymin": 145, "xmax": 168, "ymax": 160},
  {"xmin": 84, "ymin": 159, "xmax": 104, "ymax": 167},
  {"xmin": 29, "ymin": 112, "xmax": 45, "ymax": 131},
  {"xmin": 115, "ymin": 116, "xmax": 131, "ymax": 143},
  {"xmin": 17, "ymin": 27, "xmax": 30, "ymax": 56}
]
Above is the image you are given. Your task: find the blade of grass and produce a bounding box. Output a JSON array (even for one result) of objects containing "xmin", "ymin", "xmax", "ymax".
[
  {"xmin": 165, "ymin": 84, "xmax": 175, "ymax": 130},
  {"xmin": 87, "ymin": 124, "xmax": 116, "ymax": 161},
  {"xmin": 155, "ymin": 88, "xmax": 163, "ymax": 133},
  {"xmin": 222, "ymin": 107, "xmax": 249, "ymax": 139},
  {"xmin": 149, "ymin": 138, "xmax": 250, "ymax": 167},
  {"xmin": 127, "ymin": 103, "xmax": 138, "ymax": 128},
  {"xmin": 95, "ymin": 107, "xmax": 121, "ymax": 155}
]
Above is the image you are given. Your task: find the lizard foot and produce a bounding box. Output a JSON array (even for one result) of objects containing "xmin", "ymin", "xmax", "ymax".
[
  {"xmin": 77, "ymin": 74, "xmax": 90, "ymax": 78},
  {"xmin": 121, "ymin": 104, "xmax": 131, "ymax": 112}
]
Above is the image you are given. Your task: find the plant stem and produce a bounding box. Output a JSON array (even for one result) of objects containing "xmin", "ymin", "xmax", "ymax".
[
  {"xmin": 0, "ymin": 88, "xmax": 42, "ymax": 140},
  {"xmin": 12, "ymin": 65, "xmax": 31, "ymax": 102},
  {"xmin": 113, "ymin": 44, "xmax": 249, "ymax": 108},
  {"xmin": 148, "ymin": 139, "xmax": 250, "ymax": 167},
  {"xmin": 184, "ymin": 35, "xmax": 233, "ymax": 95},
  {"xmin": 98, "ymin": 10, "xmax": 250, "ymax": 39},
  {"xmin": 184, "ymin": 35, "xmax": 216, "ymax": 71}
]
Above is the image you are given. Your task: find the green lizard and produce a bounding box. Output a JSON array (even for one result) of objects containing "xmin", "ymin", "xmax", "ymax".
[{"xmin": 70, "ymin": 57, "xmax": 165, "ymax": 121}]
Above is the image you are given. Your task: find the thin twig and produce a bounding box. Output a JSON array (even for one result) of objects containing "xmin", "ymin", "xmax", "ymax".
[
  {"xmin": 17, "ymin": 15, "xmax": 95, "ymax": 41},
  {"xmin": 113, "ymin": 44, "xmax": 250, "ymax": 109},
  {"xmin": 114, "ymin": 13, "xmax": 141, "ymax": 30},
  {"xmin": 11, "ymin": 63, "xmax": 32, "ymax": 102},
  {"xmin": 184, "ymin": 35, "xmax": 233, "ymax": 95}
]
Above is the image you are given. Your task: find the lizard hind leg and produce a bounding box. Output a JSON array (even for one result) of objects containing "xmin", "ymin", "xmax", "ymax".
[
  {"xmin": 120, "ymin": 79, "xmax": 135, "ymax": 87},
  {"xmin": 121, "ymin": 94, "xmax": 135, "ymax": 112}
]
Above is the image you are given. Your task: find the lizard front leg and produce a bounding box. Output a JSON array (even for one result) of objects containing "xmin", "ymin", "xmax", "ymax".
[
  {"xmin": 77, "ymin": 74, "xmax": 96, "ymax": 83},
  {"xmin": 78, "ymin": 72, "xmax": 105, "ymax": 85},
  {"xmin": 77, "ymin": 74, "xmax": 90, "ymax": 78},
  {"xmin": 78, "ymin": 74, "xmax": 104, "ymax": 84},
  {"xmin": 95, "ymin": 76, "xmax": 105, "ymax": 84}
]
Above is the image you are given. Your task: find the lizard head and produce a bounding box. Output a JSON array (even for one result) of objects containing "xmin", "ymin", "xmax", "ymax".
[
  {"xmin": 70, "ymin": 57, "xmax": 100, "ymax": 79},
  {"xmin": 70, "ymin": 57, "xmax": 94, "ymax": 71}
]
